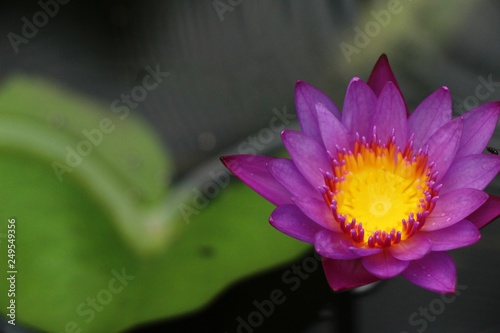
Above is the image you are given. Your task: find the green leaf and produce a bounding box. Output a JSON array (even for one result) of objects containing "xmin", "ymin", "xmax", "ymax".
[
  {"xmin": 0, "ymin": 76, "xmax": 309, "ymax": 332},
  {"xmin": 0, "ymin": 76, "xmax": 176, "ymax": 254}
]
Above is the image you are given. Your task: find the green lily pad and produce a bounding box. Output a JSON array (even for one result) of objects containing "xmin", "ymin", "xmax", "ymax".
[{"xmin": 0, "ymin": 76, "xmax": 309, "ymax": 332}]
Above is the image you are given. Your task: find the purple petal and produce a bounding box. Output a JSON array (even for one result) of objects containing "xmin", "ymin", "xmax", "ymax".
[
  {"xmin": 314, "ymin": 230, "xmax": 359, "ymax": 259},
  {"xmin": 221, "ymin": 155, "xmax": 292, "ymax": 205},
  {"xmin": 267, "ymin": 158, "xmax": 319, "ymax": 199},
  {"xmin": 367, "ymin": 54, "xmax": 405, "ymax": 101},
  {"xmin": 281, "ymin": 130, "xmax": 331, "ymax": 188},
  {"xmin": 402, "ymin": 252, "xmax": 456, "ymax": 293},
  {"xmin": 295, "ymin": 81, "xmax": 341, "ymax": 143},
  {"xmin": 389, "ymin": 234, "xmax": 432, "ymax": 261},
  {"xmin": 316, "ymin": 102, "xmax": 350, "ymax": 153},
  {"xmin": 466, "ymin": 195, "xmax": 500, "ymax": 229},
  {"xmin": 371, "ymin": 82, "xmax": 408, "ymax": 147},
  {"xmin": 362, "ymin": 250, "xmax": 409, "ymax": 279},
  {"xmin": 407, "ymin": 87, "xmax": 452, "ymax": 147},
  {"xmin": 269, "ymin": 205, "xmax": 325, "ymax": 243},
  {"xmin": 422, "ymin": 220, "xmax": 480, "ymax": 251},
  {"xmin": 422, "ymin": 188, "xmax": 488, "ymax": 231},
  {"xmin": 293, "ymin": 196, "xmax": 337, "ymax": 230},
  {"xmin": 322, "ymin": 258, "xmax": 380, "ymax": 291},
  {"xmin": 439, "ymin": 154, "xmax": 500, "ymax": 194},
  {"xmin": 341, "ymin": 77, "xmax": 377, "ymax": 139},
  {"xmin": 423, "ymin": 117, "xmax": 463, "ymax": 181},
  {"xmin": 455, "ymin": 101, "xmax": 500, "ymax": 159},
  {"xmin": 340, "ymin": 240, "xmax": 383, "ymax": 257}
]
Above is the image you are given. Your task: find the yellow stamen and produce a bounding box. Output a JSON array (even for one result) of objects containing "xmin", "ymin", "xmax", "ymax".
[{"xmin": 323, "ymin": 134, "xmax": 438, "ymax": 248}]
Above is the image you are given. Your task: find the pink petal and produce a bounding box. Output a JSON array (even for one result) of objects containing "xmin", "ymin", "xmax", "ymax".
[
  {"xmin": 466, "ymin": 195, "xmax": 500, "ymax": 229},
  {"xmin": 422, "ymin": 188, "xmax": 488, "ymax": 231},
  {"xmin": 455, "ymin": 101, "xmax": 500, "ymax": 159},
  {"xmin": 422, "ymin": 220, "xmax": 481, "ymax": 251},
  {"xmin": 423, "ymin": 117, "xmax": 463, "ymax": 182},
  {"xmin": 367, "ymin": 54, "xmax": 404, "ymax": 100},
  {"xmin": 340, "ymin": 240, "xmax": 383, "ymax": 257},
  {"xmin": 316, "ymin": 102, "xmax": 350, "ymax": 153},
  {"xmin": 281, "ymin": 129, "xmax": 331, "ymax": 188},
  {"xmin": 362, "ymin": 250, "xmax": 409, "ymax": 279},
  {"xmin": 389, "ymin": 233, "xmax": 432, "ymax": 261},
  {"xmin": 402, "ymin": 252, "xmax": 456, "ymax": 293},
  {"xmin": 407, "ymin": 87, "xmax": 452, "ymax": 147},
  {"xmin": 269, "ymin": 205, "xmax": 325, "ymax": 243},
  {"xmin": 295, "ymin": 81, "xmax": 341, "ymax": 143},
  {"xmin": 293, "ymin": 196, "xmax": 336, "ymax": 230},
  {"xmin": 439, "ymin": 154, "xmax": 500, "ymax": 194},
  {"xmin": 322, "ymin": 258, "xmax": 380, "ymax": 291},
  {"xmin": 267, "ymin": 158, "xmax": 319, "ymax": 199},
  {"xmin": 221, "ymin": 155, "xmax": 292, "ymax": 205},
  {"xmin": 314, "ymin": 230, "xmax": 359, "ymax": 259},
  {"xmin": 341, "ymin": 77, "xmax": 377, "ymax": 140},
  {"xmin": 371, "ymin": 82, "xmax": 408, "ymax": 147}
]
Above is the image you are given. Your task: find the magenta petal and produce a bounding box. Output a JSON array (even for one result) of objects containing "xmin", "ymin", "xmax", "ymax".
[
  {"xmin": 267, "ymin": 158, "xmax": 319, "ymax": 199},
  {"xmin": 340, "ymin": 240, "xmax": 383, "ymax": 257},
  {"xmin": 362, "ymin": 250, "xmax": 409, "ymax": 279},
  {"xmin": 322, "ymin": 258, "xmax": 380, "ymax": 291},
  {"xmin": 440, "ymin": 154, "xmax": 500, "ymax": 194},
  {"xmin": 295, "ymin": 81, "xmax": 341, "ymax": 143},
  {"xmin": 466, "ymin": 195, "xmax": 500, "ymax": 229},
  {"xmin": 402, "ymin": 252, "xmax": 456, "ymax": 293},
  {"xmin": 314, "ymin": 230, "xmax": 359, "ymax": 259},
  {"xmin": 422, "ymin": 188, "xmax": 488, "ymax": 231},
  {"xmin": 316, "ymin": 102, "xmax": 350, "ymax": 153},
  {"xmin": 407, "ymin": 87, "xmax": 452, "ymax": 147},
  {"xmin": 389, "ymin": 234, "xmax": 432, "ymax": 261},
  {"xmin": 221, "ymin": 155, "xmax": 292, "ymax": 205},
  {"xmin": 423, "ymin": 117, "xmax": 463, "ymax": 181},
  {"xmin": 269, "ymin": 205, "xmax": 325, "ymax": 243},
  {"xmin": 367, "ymin": 54, "xmax": 404, "ymax": 100},
  {"xmin": 455, "ymin": 101, "xmax": 500, "ymax": 159},
  {"xmin": 371, "ymin": 82, "xmax": 408, "ymax": 147},
  {"xmin": 422, "ymin": 220, "xmax": 480, "ymax": 251},
  {"xmin": 281, "ymin": 130, "xmax": 331, "ymax": 188},
  {"xmin": 293, "ymin": 196, "xmax": 336, "ymax": 230},
  {"xmin": 341, "ymin": 77, "xmax": 377, "ymax": 139}
]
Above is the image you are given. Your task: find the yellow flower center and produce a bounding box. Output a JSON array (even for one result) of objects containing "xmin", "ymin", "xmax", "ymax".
[{"xmin": 322, "ymin": 134, "xmax": 439, "ymax": 248}]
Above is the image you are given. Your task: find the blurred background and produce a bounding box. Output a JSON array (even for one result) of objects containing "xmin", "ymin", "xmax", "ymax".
[{"xmin": 0, "ymin": 0, "xmax": 499, "ymax": 332}]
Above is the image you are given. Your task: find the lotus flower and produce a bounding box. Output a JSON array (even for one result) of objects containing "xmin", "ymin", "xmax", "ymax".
[{"xmin": 221, "ymin": 55, "xmax": 500, "ymax": 293}]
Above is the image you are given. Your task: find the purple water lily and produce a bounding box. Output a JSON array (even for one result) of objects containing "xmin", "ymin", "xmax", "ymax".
[{"xmin": 221, "ymin": 55, "xmax": 500, "ymax": 293}]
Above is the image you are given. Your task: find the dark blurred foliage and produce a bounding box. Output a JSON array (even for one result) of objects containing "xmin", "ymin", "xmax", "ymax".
[
  {"xmin": 0, "ymin": 1, "xmax": 499, "ymax": 332},
  {"xmin": 2, "ymin": 1, "xmax": 498, "ymax": 177}
]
